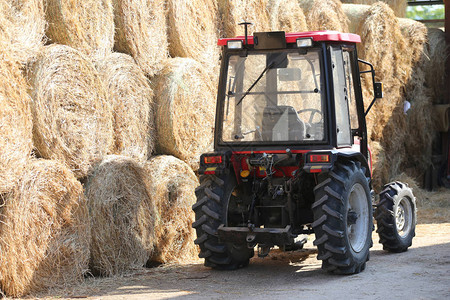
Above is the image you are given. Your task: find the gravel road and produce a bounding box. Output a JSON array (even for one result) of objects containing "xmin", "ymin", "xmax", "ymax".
[{"xmin": 42, "ymin": 223, "xmax": 450, "ymax": 300}]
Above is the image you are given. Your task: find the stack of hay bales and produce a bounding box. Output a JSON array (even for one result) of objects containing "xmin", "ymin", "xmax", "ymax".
[
  {"xmin": 96, "ymin": 53, "xmax": 155, "ymax": 162},
  {"xmin": 341, "ymin": 0, "xmax": 407, "ymax": 18},
  {"xmin": 267, "ymin": 0, "xmax": 308, "ymax": 32},
  {"xmin": 113, "ymin": 0, "xmax": 168, "ymax": 76},
  {"xmin": 0, "ymin": 0, "xmax": 46, "ymax": 63},
  {"xmin": 0, "ymin": 159, "xmax": 90, "ymax": 297},
  {"xmin": 84, "ymin": 155, "xmax": 155, "ymax": 276},
  {"xmin": 153, "ymin": 57, "xmax": 216, "ymax": 170},
  {"xmin": 0, "ymin": 50, "xmax": 33, "ymax": 194},
  {"xmin": 167, "ymin": 0, "xmax": 220, "ymax": 74},
  {"xmin": 44, "ymin": 0, "xmax": 114, "ymax": 60},
  {"xmin": 145, "ymin": 155, "xmax": 199, "ymax": 264},
  {"xmin": 298, "ymin": 0, "xmax": 349, "ymax": 32},
  {"xmin": 27, "ymin": 44, "xmax": 114, "ymax": 179},
  {"xmin": 218, "ymin": 0, "xmax": 270, "ymax": 37}
]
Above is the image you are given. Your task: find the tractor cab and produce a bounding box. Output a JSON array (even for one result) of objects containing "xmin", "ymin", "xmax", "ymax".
[
  {"xmin": 214, "ymin": 31, "xmax": 378, "ymax": 160},
  {"xmin": 193, "ymin": 29, "xmax": 415, "ymax": 275}
]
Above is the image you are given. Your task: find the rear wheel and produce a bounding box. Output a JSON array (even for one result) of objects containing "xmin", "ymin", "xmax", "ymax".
[
  {"xmin": 375, "ymin": 182, "xmax": 416, "ymax": 252},
  {"xmin": 312, "ymin": 161, "xmax": 373, "ymax": 274},
  {"xmin": 192, "ymin": 173, "xmax": 253, "ymax": 270}
]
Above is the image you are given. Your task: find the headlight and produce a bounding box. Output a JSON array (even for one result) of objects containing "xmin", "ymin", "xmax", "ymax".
[
  {"xmin": 227, "ymin": 40, "xmax": 243, "ymax": 49},
  {"xmin": 296, "ymin": 38, "xmax": 313, "ymax": 48}
]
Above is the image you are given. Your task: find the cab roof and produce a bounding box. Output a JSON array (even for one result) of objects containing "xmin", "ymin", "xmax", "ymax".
[{"xmin": 217, "ymin": 31, "xmax": 361, "ymax": 46}]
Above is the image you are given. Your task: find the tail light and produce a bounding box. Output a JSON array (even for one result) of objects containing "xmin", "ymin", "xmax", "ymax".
[
  {"xmin": 204, "ymin": 156, "xmax": 223, "ymax": 164},
  {"xmin": 309, "ymin": 154, "xmax": 330, "ymax": 163}
]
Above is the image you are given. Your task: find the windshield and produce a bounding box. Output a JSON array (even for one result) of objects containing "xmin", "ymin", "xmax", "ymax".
[{"xmin": 221, "ymin": 49, "xmax": 325, "ymax": 144}]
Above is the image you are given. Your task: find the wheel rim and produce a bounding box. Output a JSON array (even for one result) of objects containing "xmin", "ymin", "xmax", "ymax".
[
  {"xmin": 347, "ymin": 183, "xmax": 369, "ymax": 253},
  {"xmin": 396, "ymin": 196, "xmax": 413, "ymax": 238}
]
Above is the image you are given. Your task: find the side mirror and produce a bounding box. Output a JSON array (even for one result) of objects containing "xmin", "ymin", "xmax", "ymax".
[{"xmin": 374, "ymin": 82, "xmax": 383, "ymax": 98}]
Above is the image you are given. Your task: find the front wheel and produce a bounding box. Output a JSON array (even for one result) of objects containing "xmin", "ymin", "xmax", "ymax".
[
  {"xmin": 375, "ymin": 182, "xmax": 416, "ymax": 252},
  {"xmin": 312, "ymin": 161, "xmax": 373, "ymax": 274}
]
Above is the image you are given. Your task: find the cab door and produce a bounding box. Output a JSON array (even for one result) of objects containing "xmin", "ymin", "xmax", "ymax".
[{"xmin": 330, "ymin": 46, "xmax": 352, "ymax": 148}]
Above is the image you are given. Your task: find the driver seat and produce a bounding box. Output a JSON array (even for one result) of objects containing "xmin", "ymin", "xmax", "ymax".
[{"xmin": 261, "ymin": 106, "xmax": 305, "ymax": 141}]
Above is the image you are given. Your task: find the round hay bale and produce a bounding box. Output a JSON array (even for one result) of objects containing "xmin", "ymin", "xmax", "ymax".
[
  {"xmin": 113, "ymin": 0, "xmax": 168, "ymax": 76},
  {"xmin": 96, "ymin": 53, "xmax": 155, "ymax": 162},
  {"xmin": 0, "ymin": 0, "xmax": 45, "ymax": 63},
  {"xmin": 0, "ymin": 50, "xmax": 33, "ymax": 194},
  {"xmin": 343, "ymin": 3, "xmax": 409, "ymax": 86},
  {"xmin": 167, "ymin": 0, "xmax": 220, "ymax": 72},
  {"xmin": 267, "ymin": 0, "xmax": 308, "ymax": 32},
  {"xmin": 397, "ymin": 18, "xmax": 433, "ymax": 176},
  {"xmin": 298, "ymin": 0, "xmax": 349, "ymax": 32},
  {"xmin": 0, "ymin": 159, "xmax": 90, "ymax": 297},
  {"xmin": 44, "ymin": 0, "xmax": 114, "ymax": 60},
  {"xmin": 341, "ymin": 4, "xmax": 371, "ymax": 33},
  {"xmin": 154, "ymin": 58, "xmax": 215, "ymax": 170},
  {"xmin": 424, "ymin": 28, "xmax": 448, "ymax": 104},
  {"xmin": 28, "ymin": 44, "xmax": 114, "ymax": 179},
  {"xmin": 218, "ymin": 0, "xmax": 270, "ymax": 37},
  {"xmin": 85, "ymin": 155, "xmax": 155, "ymax": 276},
  {"xmin": 398, "ymin": 18, "xmax": 428, "ymax": 65},
  {"xmin": 341, "ymin": 0, "xmax": 407, "ymax": 18},
  {"xmin": 145, "ymin": 155, "xmax": 199, "ymax": 264}
]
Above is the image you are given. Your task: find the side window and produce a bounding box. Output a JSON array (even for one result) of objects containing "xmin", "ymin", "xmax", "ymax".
[
  {"xmin": 330, "ymin": 46, "xmax": 351, "ymax": 146},
  {"xmin": 343, "ymin": 50, "xmax": 359, "ymax": 130}
]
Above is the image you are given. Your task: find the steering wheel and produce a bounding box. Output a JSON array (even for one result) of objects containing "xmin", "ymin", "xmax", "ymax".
[{"xmin": 297, "ymin": 108, "xmax": 322, "ymax": 124}]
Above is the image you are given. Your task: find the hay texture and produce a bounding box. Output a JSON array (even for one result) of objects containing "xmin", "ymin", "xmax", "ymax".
[
  {"xmin": 96, "ymin": 53, "xmax": 154, "ymax": 162},
  {"xmin": 85, "ymin": 155, "xmax": 155, "ymax": 276},
  {"xmin": 424, "ymin": 28, "xmax": 449, "ymax": 104},
  {"xmin": 218, "ymin": 0, "xmax": 270, "ymax": 37},
  {"xmin": 145, "ymin": 155, "xmax": 199, "ymax": 264},
  {"xmin": 28, "ymin": 45, "xmax": 113, "ymax": 179},
  {"xmin": 342, "ymin": 4, "xmax": 370, "ymax": 33},
  {"xmin": 113, "ymin": 0, "xmax": 168, "ymax": 76},
  {"xmin": 154, "ymin": 58, "xmax": 215, "ymax": 170},
  {"xmin": 0, "ymin": 51, "xmax": 33, "ymax": 194},
  {"xmin": 343, "ymin": 3, "xmax": 409, "ymax": 86},
  {"xmin": 0, "ymin": 159, "xmax": 90, "ymax": 297},
  {"xmin": 341, "ymin": 0, "xmax": 407, "ymax": 17},
  {"xmin": 45, "ymin": 0, "xmax": 114, "ymax": 60},
  {"xmin": 167, "ymin": 0, "xmax": 220, "ymax": 72},
  {"xmin": 369, "ymin": 141, "xmax": 387, "ymax": 191},
  {"xmin": 398, "ymin": 18, "xmax": 433, "ymax": 176},
  {"xmin": 0, "ymin": 0, "xmax": 46, "ymax": 63},
  {"xmin": 398, "ymin": 18, "xmax": 428, "ymax": 65},
  {"xmin": 298, "ymin": 0, "xmax": 349, "ymax": 32},
  {"xmin": 267, "ymin": 0, "xmax": 308, "ymax": 32}
]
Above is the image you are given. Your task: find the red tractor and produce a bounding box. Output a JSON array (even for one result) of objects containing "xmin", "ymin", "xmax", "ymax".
[{"xmin": 192, "ymin": 27, "xmax": 417, "ymax": 274}]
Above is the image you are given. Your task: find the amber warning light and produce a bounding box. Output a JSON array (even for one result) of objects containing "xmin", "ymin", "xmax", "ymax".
[
  {"xmin": 309, "ymin": 154, "xmax": 330, "ymax": 163},
  {"xmin": 204, "ymin": 156, "xmax": 223, "ymax": 164}
]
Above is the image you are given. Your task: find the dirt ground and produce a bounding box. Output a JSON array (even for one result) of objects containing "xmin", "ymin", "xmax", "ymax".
[{"xmin": 25, "ymin": 221, "xmax": 449, "ymax": 300}]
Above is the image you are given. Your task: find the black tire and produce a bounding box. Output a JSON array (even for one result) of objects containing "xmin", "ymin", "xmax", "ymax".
[
  {"xmin": 312, "ymin": 161, "xmax": 373, "ymax": 274},
  {"xmin": 192, "ymin": 173, "xmax": 253, "ymax": 270},
  {"xmin": 375, "ymin": 181, "xmax": 416, "ymax": 253}
]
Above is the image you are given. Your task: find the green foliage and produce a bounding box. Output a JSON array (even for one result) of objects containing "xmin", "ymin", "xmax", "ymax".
[{"xmin": 406, "ymin": 5, "xmax": 445, "ymax": 20}]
